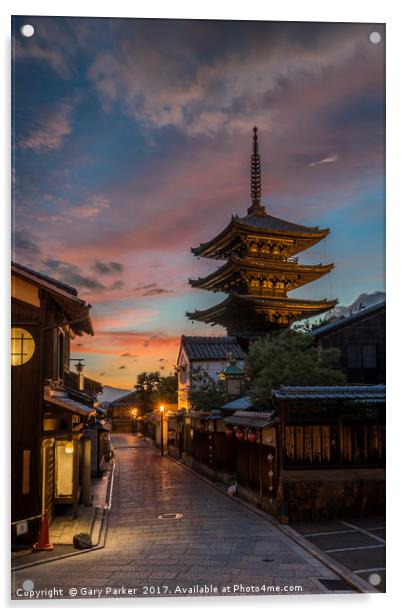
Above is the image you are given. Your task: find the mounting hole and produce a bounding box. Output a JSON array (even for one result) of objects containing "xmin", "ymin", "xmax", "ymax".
[
  {"xmin": 20, "ymin": 24, "xmax": 35, "ymax": 38},
  {"xmin": 368, "ymin": 573, "xmax": 381, "ymax": 586},
  {"xmin": 158, "ymin": 512, "xmax": 183, "ymax": 520},
  {"xmin": 369, "ymin": 31, "xmax": 381, "ymax": 45}
]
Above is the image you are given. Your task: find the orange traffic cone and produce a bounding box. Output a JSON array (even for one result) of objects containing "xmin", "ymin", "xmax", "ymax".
[{"xmin": 32, "ymin": 509, "xmax": 54, "ymax": 551}]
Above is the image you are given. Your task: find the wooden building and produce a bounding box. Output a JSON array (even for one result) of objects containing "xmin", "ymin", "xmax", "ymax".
[
  {"xmin": 224, "ymin": 385, "xmax": 385, "ymax": 523},
  {"xmin": 313, "ymin": 301, "xmax": 386, "ymax": 384},
  {"xmin": 187, "ymin": 127, "xmax": 336, "ymax": 345},
  {"xmin": 177, "ymin": 335, "xmax": 244, "ymax": 411},
  {"xmin": 109, "ymin": 390, "xmax": 140, "ymax": 432},
  {"xmin": 11, "ymin": 262, "xmax": 102, "ymax": 546}
]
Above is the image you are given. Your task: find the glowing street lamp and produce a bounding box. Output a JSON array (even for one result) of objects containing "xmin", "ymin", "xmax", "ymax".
[
  {"xmin": 131, "ymin": 407, "xmax": 138, "ymax": 435},
  {"xmin": 159, "ymin": 404, "xmax": 165, "ymax": 456}
]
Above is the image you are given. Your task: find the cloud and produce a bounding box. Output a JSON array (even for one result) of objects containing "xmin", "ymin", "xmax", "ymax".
[
  {"xmin": 13, "ymin": 228, "xmax": 41, "ymax": 259},
  {"xmin": 132, "ymin": 283, "xmax": 173, "ymax": 296},
  {"xmin": 87, "ymin": 21, "xmax": 380, "ymax": 137},
  {"xmin": 13, "ymin": 17, "xmax": 107, "ymax": 79},
  {"xmin": 19, "ymin": 100, "xmax": 76, "ymax": 153},
  {"xmin": 309, "ymin": 154, "xmax": 339, "ymax": 167},
  {"xmin": 110, "ymin": 280, "xmax": 125, "ymax": 290},
  {"xmin": 68, "ymin": 195, "xmax": 110, "ymax": 220},
  {"xmin": 92, "ymin": 261, "xmax": 124, "ymax": 275},
  {"xmin": 43, "ymin": 259, "xmax": 107, "ymax": 292}
]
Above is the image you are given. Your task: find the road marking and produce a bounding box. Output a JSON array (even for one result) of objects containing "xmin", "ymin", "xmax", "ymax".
[
  {"xmin": 340, "ymin": 520, "xmax": 386, "ymax": 545},
  {"xmin": 354, "ymin": 567, "xmax": 386, "ymax": 574},
  {"xmin": 304, "ymin": 529, "xmax": 358, "ymax": 537},
  {"xmin": 326, "ymin": 545, "xmax": 384, "ymax": 553}
]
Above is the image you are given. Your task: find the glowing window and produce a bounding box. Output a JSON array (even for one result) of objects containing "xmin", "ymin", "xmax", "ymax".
[{"xmin": 11, "ymin": 328, "xmax": 35, "ymax": 366}]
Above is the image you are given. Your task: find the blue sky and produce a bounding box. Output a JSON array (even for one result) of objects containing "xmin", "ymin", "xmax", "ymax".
[{"xmin": 12, "ymin": 17, "xmax": 385, "ymax": 386}]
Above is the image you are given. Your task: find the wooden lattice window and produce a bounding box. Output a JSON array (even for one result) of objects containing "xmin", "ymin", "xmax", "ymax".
[{"xmin": 11, "ymin": 328, "xmax": 35, "ymax": 366}]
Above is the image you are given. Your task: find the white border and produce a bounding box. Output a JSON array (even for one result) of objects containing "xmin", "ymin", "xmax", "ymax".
[{"xmin": 1, "ymin": 1, "xmax": 401, "ymax": 613}]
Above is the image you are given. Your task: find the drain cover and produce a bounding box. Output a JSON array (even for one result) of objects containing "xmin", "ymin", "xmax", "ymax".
[
  {"xmin": 158, "ymin": 513, "xmax": 183, "ymax": 520},
  {"xmin": 318, "ymin": 578, "xmax": 353, "ymax": 591}
]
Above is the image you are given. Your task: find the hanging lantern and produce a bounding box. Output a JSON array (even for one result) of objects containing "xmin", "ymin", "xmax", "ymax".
[
  {"xmin": 247, "ymin": 430, "xmax": 257, "ymax": 443},
  {"xmin": 225, "ymin": 427, "xmax": 233, "ymax": 439},
  {"xmin": 235, "ymin": 429, "xmax": 244, "ymax": 441}
]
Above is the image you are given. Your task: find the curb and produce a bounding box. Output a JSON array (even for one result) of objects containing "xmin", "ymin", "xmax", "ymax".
[
  {"xmin": 11, "ymin": 459, "xmax": 115, "ymax": 572},
  {"xmin": 168, "ymin": 455, "xmax": 379, "ymax": 594}
]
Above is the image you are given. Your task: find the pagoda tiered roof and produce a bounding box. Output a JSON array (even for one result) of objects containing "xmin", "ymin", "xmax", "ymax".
[
  {"xmin": 187, "ymin": 127, "xmax": 336, "ymax": 336},
  {"xmin": 190, "ymin": 257, "xmax": 334, "ymax": 293},
  {"xmin": 187, "ymin": 292, "xmax": 337, "ymax": 331},
  {"xmin": 191, "ymin": 213, "xmax": 329, "ymax": 260}
]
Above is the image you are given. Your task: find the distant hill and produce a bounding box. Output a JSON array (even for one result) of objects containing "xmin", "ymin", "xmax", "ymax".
[
  {"xmin": 98, "ymin": 385, "xmax": 132, "ymax": 403},
  {"xmin": 331, "ymin": 291, "xmax": 385, "ymax": 319}
]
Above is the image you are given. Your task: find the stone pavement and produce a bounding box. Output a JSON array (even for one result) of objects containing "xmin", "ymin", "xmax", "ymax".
[{"xmin": 12, "ymin": 433, "xmax": 351, "ymax": 600}]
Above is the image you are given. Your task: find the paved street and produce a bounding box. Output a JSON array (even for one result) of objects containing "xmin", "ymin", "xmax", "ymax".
[
  {"xmin": 12, "ymin": 434, "xmax": 352, "ymax": 600},
  {"xmin": 291, "ymin": 517, "xmax": 386, "ymax": 592}
]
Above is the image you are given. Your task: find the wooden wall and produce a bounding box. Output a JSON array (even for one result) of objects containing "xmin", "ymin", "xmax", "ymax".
[
  {"xmin": 283, "ymin": 422, "xmax": 385, "ymax": 467},
  {"xmin": 11, "ymin": 299, "xmax": 42, "ymax": 540},
  {"xmin": 319, "ymin": 309, "xmax": 386, "ymax": 384}
]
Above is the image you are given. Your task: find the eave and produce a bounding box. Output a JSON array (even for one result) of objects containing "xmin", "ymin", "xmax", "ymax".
[
  {"xmin": 191, "ymin": 216, "xmax": 329, "ymax": 260},
  {"xmin": 190, "ymin": 258, "xmax": 334, "ymax": 291},
  {"xmin": 187, "ymin": 293, "xmax": 337, "ymax": 327}
]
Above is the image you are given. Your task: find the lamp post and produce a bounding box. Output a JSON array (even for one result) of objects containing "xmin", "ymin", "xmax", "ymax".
[
  {"xmin": 159, "ymin": 404, "xmax": 165, "ymax": 456},
  {"xmin": 131, "ymin": 408, "xmax": 138, "ymax": 435}
]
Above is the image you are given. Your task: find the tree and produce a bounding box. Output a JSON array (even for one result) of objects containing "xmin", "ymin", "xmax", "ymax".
[
  {"xmin": 134, "ymin": 371, "xmax": 162, "ymax": 413},
  {"xmin": 189, "ymin": 366, "xmax": 225, "ymax": 412},
  {"xmin": 152, "ymin": 373, "xmax": 178, "ymax": 405},
  {"xmin": 134, "ymin": 371, "xmax": 178, "ymax": 412},
  {"xmin": 247, "ymin": 329, "xmax": 346, "ymax": 408}
]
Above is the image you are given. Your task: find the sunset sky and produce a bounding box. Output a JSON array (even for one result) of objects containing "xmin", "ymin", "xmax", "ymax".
[{"xmin": 12, "ymin": 17, "xmax": 385, "ymax": 388}]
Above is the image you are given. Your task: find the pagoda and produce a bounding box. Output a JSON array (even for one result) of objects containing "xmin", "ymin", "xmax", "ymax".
[{"xmin": 187, "ymin": 127, "xmax": 337, "ymax": 342}]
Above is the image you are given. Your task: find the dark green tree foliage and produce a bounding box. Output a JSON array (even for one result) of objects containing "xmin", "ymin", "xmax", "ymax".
[
  {"xmin": 247, "ymin": 329, "xmax": 346, "ymax": 408},
  {"xmin": 154, "ymin": 373, "xmax": 178, "ymax": 404},
  {"xmin": 189, "ymin": 366, "xmax": 225, "ymax": 412},
  {"xmin": 134, "ymin": 371, "xmax": 178, "ymax": 411}
]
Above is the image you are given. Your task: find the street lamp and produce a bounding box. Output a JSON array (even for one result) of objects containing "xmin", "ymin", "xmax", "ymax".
[
  {"xmin": 131, "ymin": 408, "xmax": 138, "ymax": 435},
  {"xmin": 159, "ymin": 404, "xmax": 165, "ymax": 456}
]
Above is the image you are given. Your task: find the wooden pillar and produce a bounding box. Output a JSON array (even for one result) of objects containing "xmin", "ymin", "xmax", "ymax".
[
  {"xmin": 81, "ymin": 436, "xmax": 92, "ymax": 506},
  {"xmin": 72, "ymin": 434, "xmax": 79, "ymax": 519},
  {"xmin": 258, "ymin": 429, "xmax": 263, "ymax": 504},
  {"xmin": 337, "ymin": 400, "xmax": 344, "ymax": 464}
]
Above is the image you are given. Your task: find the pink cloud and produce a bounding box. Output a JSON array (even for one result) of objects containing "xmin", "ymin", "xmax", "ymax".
[{"xmin": 19, "ymin": 100, "xmax": 76, "ymax": 153}]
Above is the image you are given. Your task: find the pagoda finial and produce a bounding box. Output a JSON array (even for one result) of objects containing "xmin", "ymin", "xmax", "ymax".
[{"xmin": 248, "ymin": 127, "xmax": 266, "ymax": 216}]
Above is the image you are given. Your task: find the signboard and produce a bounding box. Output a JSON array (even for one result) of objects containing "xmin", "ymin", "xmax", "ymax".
[{"xmin": 16, "ymin": 520, "xmax": 28, "ymax": 536}]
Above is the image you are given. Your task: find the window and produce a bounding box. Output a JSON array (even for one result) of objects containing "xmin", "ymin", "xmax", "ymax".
[
  {"xmin": 55, "ymin": 441, "xmax": 74, "ymax": 498},
  {"xmin": 11, "ymin": 328, "xmax": 35, "ymax": 366}
]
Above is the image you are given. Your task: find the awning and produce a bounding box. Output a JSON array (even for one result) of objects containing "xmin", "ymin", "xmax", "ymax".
[
  {"xmin": 44, "ymin": 387, "xmax": 96, "ymax": 418},
  {"xmin": 224, "ymin": 410, "xmax": 277, "ymax": 429}
]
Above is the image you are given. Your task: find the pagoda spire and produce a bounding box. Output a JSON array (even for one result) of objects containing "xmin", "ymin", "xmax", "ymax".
[{"xmin": 248, "ymin": 127, "xmax": 266, "ymax": 216}]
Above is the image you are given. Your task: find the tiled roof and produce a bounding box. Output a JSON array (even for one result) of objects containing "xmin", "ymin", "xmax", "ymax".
[
  {"xmin": 109, "ymin": 390, "xmax": 139, "ymax": 406},
  {"xmin": 224, "ymin": 410, "xmax": 277, "ymax": 429},
  {"xmin": 12, "ymin": 261, "xmax": 78, "ymax": 296},
  {"xmin": 222, "ymin": 396, "xmax": 253, "ymax": 411},
  {"xmin": 181, "ymin": 335, "xmax": 244, "ymax": 361},
  {"xmin": 238, "ymin": 213, "xmax": 322, "ymax": 234},
  {"xmin": 272, "ymin": 385, "xmax": 385, "ymax": 403},
  {"xmin": 312, "ymin": 301, "xmax": 386, "ymax": 337}
]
